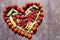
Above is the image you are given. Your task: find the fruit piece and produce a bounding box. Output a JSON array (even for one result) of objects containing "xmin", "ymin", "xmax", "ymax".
[
  {"xmin": 16, "ymin": 15, "xmax": 20, "ymax": 18},
  {"xmin": 13, "ymin": 28, "xmax": 18, "ymax": 33},
  {"xmin": 39, "ymin": 4, "xmax": 42, "ymax": 8},
  {"xmin": 32, "ymin": 26, "xmax": 37, "ymax": 31},
  {"xmin": 29, "ymin": 2, "xmax": 33, "ymax": 5},
  {"xmin": 39, "ymin": 17, "xmax": 43, "ymax": 21},
  {"xmin": 21, "ymin": 9, "xmax": 25, "ymax": 13},
  {"xmin": 30, "ymin": 31, "xmax": 34, "ymax": 34},
  {"xmin": 37, "ymin": 20, "xmax": 41, "ymax": 24},
  {"xmin": 17, "ymin": 7, "xmax": 21, "ymax": 12},
  {"xmin": 19, "ymin": 20, "xmax": 25, "ymax": 27},
  {"xmin": 8, "ymin": 22, "xmax": 12, "ymax": 27},
  {"xmin": 40, "ymin": 12, "xmax": 44, "ymax": 17},
  {"xmin": 20, "ymin": 15, "xmax": 25, "ymax": 18},
  {"xmin": 27, "ymin": 21, "xmax": 37, "ymax": 33},
  {"xmin": 17, "ymin": 26, "xmax": 25, "ymax": 32},
  {"xmin": 31, "ymin": 19, "xmax": 34, "ymax": 22},
  {"xmin": 33, "ymin": 13, "xmax": 37, "ymax": 17},
  {"xmin": 11, "ymin": 26, "xmax": 15, "ymax": 30},
  {"xmin": 4, "ymin": 17, "xmax": 8, "ymax": 20},
  {"xmin": 40, "ymin": 8, "xmax": 43, "ymax": 12},
  {"xmin": 14, "ymin": 4, "xmax": 18, "ymax": 9},
  {"xmin": 35, "ymin": 11, "xmax": 40, "ymax": 21},
  {"xmin": 13, "ymin": 9, "xmax": 19, "ymax": 14},
  {"xmin": 10, "ymin": 16, "xmax": 17, "ymax": 27},
  {"xmin": 27, "ymin": 34, "xmax": 32, "ymax": 38},
  {"xmin": 27, "ymin": 22, "xmax": 32, "ymax": 30},
  {"xmin": 22, "ymin": 5, "xmax": 27, "ymax": 10},
  {"xmin": 6, "ymin": 20, "xmax": 10, "ymax": 23},
  {"xmin": 5, "ymin": 5, "xmax": 9, "ymax": 9},
  {"xmin": 21, "ymin": 32, "xmax": 25, "ymax": 35},
  {"xmin": 3, "ymin": 9, "xmax": 7, "ymax": 13},
  {"xmin": 36, "ymin": 2, "xmax": 40, "ymax": 6},
  {"xmin": 13, "ymin": 17, "xmax": 16, "ymax": 21},
  {"xmin": 7, "ymin": 8, "xmax": 14, "ymax": 16},
  {"xmin": 25, "ymin": 33, "xmax": 28, "ymax": 37},
  {"xmin": 18, "ymin": 30, "xmax": 21, "ymax": 34},
  {"xmin": 26, "ymin": 2, "xmax": 30, "ymax": 7},
  {"xmin": 32, "ymin": 5, "xmax": 39, "ymax": 10},
  {"xmin": 35, "ymin": 23, "xmax": 39, "ymax": 27},
  {"xmin": 25, "ymin": 6, "xmax": 32, "ymax": 14},
  {"xmin": 3, "ymin": 13, "xmax": 7, "ymax": 17}
]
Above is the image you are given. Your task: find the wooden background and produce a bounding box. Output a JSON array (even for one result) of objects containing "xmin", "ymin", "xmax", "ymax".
[{"xmin": 0, "ymin": 0, "xmax": 60, "ymax": 40}]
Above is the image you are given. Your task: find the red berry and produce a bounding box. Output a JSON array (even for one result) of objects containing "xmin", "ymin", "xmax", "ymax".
[
  {"xmin": 16, "ymin": 15, "xmax": 20, "ymax": 18},
  {"xmin": 6, "ymin": 20, "xmax": 10, "ymax": 23},
  {"xmin": 39, "ymin": 5, "xmax": 42, "ymax": 8},
  {"xmin": 8, "ymin": 22, "xmax": 12, "ymax": 27},
  {"xmin": 37, "ymin": 20, "xmax": 41, "ymax": 24},
  {"xmin": 3, "ymin": 13, "xmax": 7, "ymax": 17},
  {"xmin": 21, "ymin": 9, "xmax": 25, "ymax": 13},
  {"xmin": 4, "ymin": 17, "xmax": 8, "ymax": 20},
  {"xmin": 26, "ymin": 2, "xmax": 30, "ymax": 7},
  {"xmin": 39, "ymin": 17, "xmax": 43, "ymax": 21},
  {"xmin": 40, "ymin": 12, "xmax": 44, "ymax": 17},
  {"xmin": 5, "ymin": 6, "xmax": 9, "ymax": 9},
  {"xmin": 11, "ymin": 26, "xmax": 15, "ymax": 30},
  {"xmin": 18, "ymin": 30, "xmax": 21, "ymax": 34},
  {"xmin": 14, "ymin": 4, "xmax": 18, "ymax": 9},
  {"xmin": 13, "ymin": 17, "xmax": 16, "ymax": 21},
  {"xmin": 25, "ymin": 33, "xmax": 28, "ymax": 37},
  {"xmin": 21, "ymin": 32, "xmax": 25, "ymax": 36},
  {"xmin": 3, "ymin": 9, "xmax": 7, "ymax": 13},
  {"xmin": 27, "ymin": 34, "xmax": 32, "ymax": 38},
  {"xmin": 22, "ymin": 5, "xmax": 27, "ymax": 10},
  {"xmin": 13, "ymin": 28, "xmax": 18, "ymax": 33},
  {"xmin": 30, "ymin": 31, "xmax": 34, "ymax": 35},
  {"xmin": 17, "ymin": 7, "xmax": 21, "ymax": 12},
  {"xmin": 32, "ymin": 26, "xmax": 37, "ymax": 31},
  {"xmin": 40, "ymin": 8, "xmax": 43, "ymax": 12}
]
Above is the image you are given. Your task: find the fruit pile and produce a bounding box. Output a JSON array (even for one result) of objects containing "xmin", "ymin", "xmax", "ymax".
[{"xmin": 3, "ymin": 2, "xmax": 44, "ymax": 38}]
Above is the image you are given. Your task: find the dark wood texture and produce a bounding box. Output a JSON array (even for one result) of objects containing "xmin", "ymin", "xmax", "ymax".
[{"xmin": 0, "ymin": 0, "xmax": 60, "ymax": 40}]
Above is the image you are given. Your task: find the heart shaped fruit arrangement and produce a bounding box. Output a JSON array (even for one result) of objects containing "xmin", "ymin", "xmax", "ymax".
[{"xmin": 3, "ymin": 2, "xmax": 44, "ymax": 38}]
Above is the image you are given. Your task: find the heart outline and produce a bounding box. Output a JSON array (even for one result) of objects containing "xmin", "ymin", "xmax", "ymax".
[{"xmin": 3, "ymin": 2, "xmax": 44, "ymax": 39}]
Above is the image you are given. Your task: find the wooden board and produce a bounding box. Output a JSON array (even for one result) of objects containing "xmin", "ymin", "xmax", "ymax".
[{"xmin": 0, "ymin": 0, "xmax": 60, "ymax": 40}]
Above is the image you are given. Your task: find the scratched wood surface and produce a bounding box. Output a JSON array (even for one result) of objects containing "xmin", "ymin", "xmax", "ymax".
[{"xmin": 0, "ymin": 0, "xmax": 60, "ymax": 40}]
